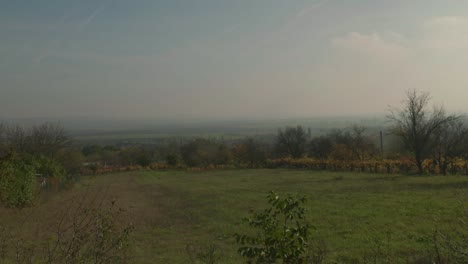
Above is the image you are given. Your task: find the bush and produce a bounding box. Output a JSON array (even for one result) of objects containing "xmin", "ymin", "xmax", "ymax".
[
  {"xmin": 34, "ymin": 155, "xmax": 66, "ymax": 179},
  {"xmin": 235, "ymin": 191, "xmax": 311, "ymax": 263},
  {"xmin": 0, "ymin": 152, "xmax": 37, "ymax": 207},
  {"xmin": 0, "ymin": 152, "xmax": 68, "ymax": 207},
  {"xmin": 266, "ymin": 158, "xmax": 419, "ymax": 174}
]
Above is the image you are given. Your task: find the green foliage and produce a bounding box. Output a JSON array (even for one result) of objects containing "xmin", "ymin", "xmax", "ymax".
[
  {"xmin": 0, "ymin": 152, "xmax": 37, "ymax": 207},
  {"xmin": 0, "ymin": 151, "xmax": 67, "ymax": 207},
  {"xmin": 33, "ymin": 155, "xmax": 66, "ymax": 179},
  {"xmin": 235, "ymin": 191, "xmax": 310, "ymax": 263}
]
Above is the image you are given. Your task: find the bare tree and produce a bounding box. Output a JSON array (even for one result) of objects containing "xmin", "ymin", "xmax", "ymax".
[
  {"xmin": 3, "ymin": 122, "xmax": 70, "ymax": 158},
  {"xmin": 388, "ymin": 89, "xmax": 461, "ymax": 174},
  {"xmin": 309, "ymin": 126, "xmax": 376, "ymax": 161},
  {"xmin": 275, "ymin": 126, "xmax": 308, "ymax": 159},
  {"xmin": 309, "ymin": 136, "xmax": 333, "ymax": 160},
  {"xmin": 349, "ymin": 125, "xmax": 377, "ymax": 161},
  {"xmin": 6, "ymin": 125, "xmax": 30, "ymax": 153},
  {"xmin": 30, "ymin": 123, "xmax": 70, "ymax": 157},
  {"xmin": 433, "ymin": 119, "xmax": 468, "ymax": 175}
]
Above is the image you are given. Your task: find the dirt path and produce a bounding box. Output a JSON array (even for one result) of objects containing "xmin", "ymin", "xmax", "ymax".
[
  {"xmin": 0, "ymin": 172, "xmax": 166, "ymax": 262},
  {"xmin": 2, "ymin": 172, "xmax": 160, "ymax": 222},
  {"xmin": 75, "ymin": 172, "xmax": 164, "ymax": 227}
]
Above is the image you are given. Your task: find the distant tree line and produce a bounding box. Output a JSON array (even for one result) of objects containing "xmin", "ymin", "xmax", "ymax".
[{"xmin": 72, "ymin": 90, "xmax": 468, "ymax": 175}]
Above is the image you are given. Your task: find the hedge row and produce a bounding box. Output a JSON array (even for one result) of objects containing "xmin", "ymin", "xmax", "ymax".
[
  {"xmin": 266, "ymin": 158, "xmax": 468, "ymax": 175},
  {"xmin": 79, "ymin": 158, "xmax": 468, "ymax": 176},
  {"xmin": 79, "ymin": 165, "xmax": 142, "ymax": 175}
]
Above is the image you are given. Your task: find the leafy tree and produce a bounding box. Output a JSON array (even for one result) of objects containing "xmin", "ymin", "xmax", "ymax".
[
  {"xmin": 275, "ymin": 126, "xmax": 308, "ymax": 159},
  {"xmin": 235, "ymin": 192, "xmax": 310, "ymax": 263},
  {"xmin": 388, "ymin": 89, "xmax": 461, "ymax": 174}
]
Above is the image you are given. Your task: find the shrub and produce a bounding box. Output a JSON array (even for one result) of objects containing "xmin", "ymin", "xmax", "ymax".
[
  {"xmin": 0, "ymin": 151, "xmax": 37, "ymax": 207},
  {"xmin": 235, "ymin": 191, "xmax": 310, "ymax": 263},
  {"xmin": 0, "ymin": 152, "xmax": 68, "ymax": 207},
  {"xmin": 33, "ymin": 155, "xmax": 66, "ymax": 179}
]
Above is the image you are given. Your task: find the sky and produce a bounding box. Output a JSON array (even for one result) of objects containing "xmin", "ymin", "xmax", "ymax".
[{"xmin": 1, "ymin": 0, "xmax": 468, "ymax": 121}]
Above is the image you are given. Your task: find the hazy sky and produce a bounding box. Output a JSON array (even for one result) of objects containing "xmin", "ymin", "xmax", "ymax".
[{"xmin": 2, "ymin": 0, "xmax": 468, "ymax": 120}]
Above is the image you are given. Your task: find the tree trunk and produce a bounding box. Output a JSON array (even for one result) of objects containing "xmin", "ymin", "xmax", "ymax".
[
  {"xmin": 416, "ymin": 158, "xmax": 423, "ymax": 174},
  {"xmin": 441, "ymin": 162, "xmax": 447, "ymax": 175}
]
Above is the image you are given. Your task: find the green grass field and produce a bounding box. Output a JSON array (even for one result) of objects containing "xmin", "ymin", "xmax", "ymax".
[{"xmin": 1, "ymin": 169, "xmax": 468, "ymax": 263}]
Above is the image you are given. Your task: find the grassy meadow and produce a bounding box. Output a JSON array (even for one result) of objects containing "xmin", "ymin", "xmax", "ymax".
[{"xmin": 1, "ymin": 169, "xmax": 468, "ymax": 263}]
